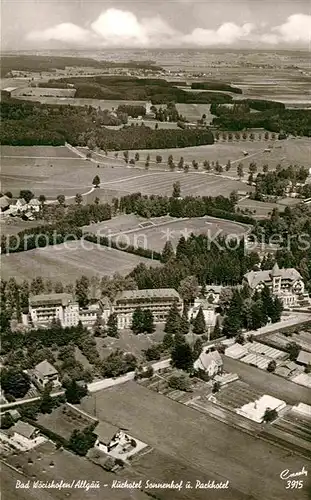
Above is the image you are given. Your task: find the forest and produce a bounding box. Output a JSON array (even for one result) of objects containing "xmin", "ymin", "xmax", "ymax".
[
  {"xmin": 0, "ymin": 98, "xmax": 214, "ymax": 148},
  {"xmin": 211, "ymin": 101, "xmax": 311, "ymax": 136},
  {"xmin": 43, "ymin": 76, "xmax": 234, "ymax": 104}
]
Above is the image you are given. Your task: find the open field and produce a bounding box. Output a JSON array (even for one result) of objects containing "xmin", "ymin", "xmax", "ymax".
[
  {"xmin": 2, "ymin": 442, "xmax": 148, "ymax": 500},
  {"xmin": 84, "ymin": 214, "xmax": 250, "ymax": 252},
  {"xmin": 0, "ymin": 241, "xmax": 161, "ymax": 283},
  {"xmin": 0, "ymin": 145, "xmax": 78, "ymax": 158},
  {"xmin": 14, "ymin": 95, "xmax": 148, "ymax": 109},
  {"xmin": 80, "ymin": 381, "xmax": 311, "ymax": 500},
  {"xmin": 175, "ymin": 103, "xmax": 215, "ymax": 123},
  {"xmin": 1, "ymin": 145, "xmax": 253, "ymax": 198}
]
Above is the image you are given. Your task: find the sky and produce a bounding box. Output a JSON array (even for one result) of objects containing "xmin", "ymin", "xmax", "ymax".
[{"xmin": 2, "ymin": 0, "xmax": 311, "ymax": 50}]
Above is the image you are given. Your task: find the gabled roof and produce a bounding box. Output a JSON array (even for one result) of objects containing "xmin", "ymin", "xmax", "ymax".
[
  {"xmin": 12, "ymin": 421, "xmax": 37, "ymax": 439},
  {"xmin": 34, "ymin": 360, "xmax": 58, "ymax": 377},
  {"xmin": 94, "ymin": 421, "xmax": 119, "ymax": 444},
  {"xmin": 297, "ymin": 351, "xmax": 311, "ymax": 366},
  {"xmin": 194, "ymin": 350, "xmax": 223, "ymax": 371},
  {"xmin": 0, "ymin": 196, "xmax": 11, "ymax": 209},
  {"xmin": 244, "ymin": 267, "xmax": 302, "ymax": 289}
]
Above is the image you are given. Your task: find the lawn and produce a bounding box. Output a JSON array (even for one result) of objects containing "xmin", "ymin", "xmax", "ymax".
[
  {"xmin": 84, "ymin": 214, "xmax": 250, "ymax": 252},
  {"xmin": 3, "ymin": 442, "xmax": 148, "ymax": 500},
  {"xmin": 80, "ymin": 382, "xmax": 311, "ymax": 500},
  {"xmin": 0, "ymin": 241, "xmax": 161, "ymax": 283},
  {"xmin": 37, "ymin": 404, "xmax": 94, "ymax": 440}
]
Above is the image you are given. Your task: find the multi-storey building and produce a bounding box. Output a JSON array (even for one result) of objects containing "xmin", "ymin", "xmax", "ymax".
[
  {"xmin": 112, "ymin": 288, "xmax": 183, "ymax": 329},
  {"xmin": 29, "ymin": 293, "xmax": 79, "ymax": 328},
  {"xmin": 243, "ymin": 263, "xmax": 309, "ymax": 307}
]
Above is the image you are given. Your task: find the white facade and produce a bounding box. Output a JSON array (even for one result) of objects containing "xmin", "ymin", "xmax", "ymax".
[
  {"xmin": 33, "ymin": 360, "xmax": 61, "ymax": 389},
  {"xmin": 244, "ymin": 263, "xmax": 308, "ymax": 307},
  {"xmin": 236, "ymin": 395, "xmax": 286, "ymax": 423},
  {"xmin": 29, "ymin": 293, "xmax": 79, "ymax": 328},
  {"xmin": 113, "ymin": 288, "xmax": 182, "ymax": 329}
]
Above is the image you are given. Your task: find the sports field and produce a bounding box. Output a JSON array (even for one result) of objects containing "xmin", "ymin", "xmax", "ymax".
[
  {"xmin": 0, "ymin": 241, "xmax": 161, "ymax": 283},
  {"xmin": 80, "ymin": 382, "xmax": 311, "ymax": 500},
  {"xmin": 84, "ymin": 214, "xmax": 250, "ymax": 252}
]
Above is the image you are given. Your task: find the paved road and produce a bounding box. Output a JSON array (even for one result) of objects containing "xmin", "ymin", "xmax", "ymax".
[
  {"xmin": 244, "ymin": 313, "xmax": 311, "ymax": 338},
  {"xmin": 222, "ymin": 357, "xmax": 311, "ymax": 406}
]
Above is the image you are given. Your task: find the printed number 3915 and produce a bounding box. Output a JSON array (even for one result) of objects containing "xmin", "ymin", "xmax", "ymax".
[{"xmin": 286, "ymin": 480, "xmax": 303, "ymax": 489}]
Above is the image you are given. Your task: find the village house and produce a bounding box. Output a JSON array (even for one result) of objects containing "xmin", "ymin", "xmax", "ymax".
[
  {"xmin": 243, "ymin": 262, "xmax": 309, "ymax": 307},
  {"xmin": 193, "ymin": 349, "xmax": 223, "ymax": 377},
  {"xmin": 0, "ymin": 195, "xmax": 11, "ymax": 212},
  {"xmin": 9, "ymin": 421, "xmax": 40, "ymax": 447},
  {"xmin": 94, "ymin": 422, "xmax": 134, "ymax": 454},
  {"xmin": 32, "ymin": 360, "xmax": 61, "ymax": 390}
]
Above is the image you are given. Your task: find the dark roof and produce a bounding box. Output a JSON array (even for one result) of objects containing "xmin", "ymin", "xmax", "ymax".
[
  {"xmin": 94, "ymin": 421, "xmax": 119, "ymax": 444},
  {"xmin": 29, "ymin": 293, "xmax": 74, "ymax": 307},
  {"xmin": 34, "ymin": 360, "xmax": 58, "ymax": 377},
  {"xmin": 12, "ymin": 421, "xmax": 37, "ymax": 439}
]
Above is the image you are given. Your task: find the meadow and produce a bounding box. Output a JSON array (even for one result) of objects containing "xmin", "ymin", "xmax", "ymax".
[
  {"xmin": 80, "ymin": 382, "xmax": 311, "ymax": 500},
  {"xmin": 0, "ymin": 241, "xmax": 161, "ymax": 283}
]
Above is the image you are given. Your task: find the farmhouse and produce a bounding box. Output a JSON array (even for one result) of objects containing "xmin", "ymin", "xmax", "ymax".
[
  {"xmin": 32, "ymin": 360, "xmax": 61, "ymax": 390},
  {"xmin": 193, "ymin": 349, "xmax": 223, "ymax": 377},
  {"xmin": 112, "ymin": 288, "xmax": 183, "ymax": 329},
  {"xmin": 28, "ymin": 293, "xmax": 80, "ymax": 328},
  {"xmin": 243, "ymin": 263, "xmax": 309, "ymax": 307}
]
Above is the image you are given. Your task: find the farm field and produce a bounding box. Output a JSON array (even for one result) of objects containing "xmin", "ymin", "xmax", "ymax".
[
  {"xmin": 80, "ymin": 381, "xmax": 311, "ymax": 500},
  {"xmin": 14, "ymin": 95, "xmax": 148, "ymax": 109},
  {"xmin": 0, "ymin": 241, "xmax": 161, "ymax": 283},
  {"xmin": 84, "ymin": 214, "xmax": 250, "ymax": 252},
  {"xmin": 214, "ymin": 380, "xmax": 262, "ymax": 410},
  {"xmin": 127, "ymin": 137, "xmax": 311, "ymax": 172},
  {"xmin": 0, "ymin": 145, "xmax": 253, "ymax": 198},
  {"xmin": 223, "ymin": 356, "xmax": 311, "ymax": 405},
  {"xmin": 273, "ymin": 408, "xmax": 311, "ymax": 443}
]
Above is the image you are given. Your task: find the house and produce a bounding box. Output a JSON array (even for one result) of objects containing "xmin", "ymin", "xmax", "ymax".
[
  {"xmin": 243, "ymin": 263, "xmax": 308, "ymax": 307},
  {"xmin": 28, "ymin": 198, "xmax": 40, "ymax": 212},
  {"xmin": 10, "ymin": 198, "xmax": 27, "ymax": 215},
  {"xmin": 32, "ymin": 360, "xmax": 60, "ymax": 389},
  {"xmin": 0, "ymin": 195, "xmax": 11, "ymax": 212},
  {"xmin": 188, "ymin": 299, "xmax": 218, "ymax": 333},
  {"xmin": 296, "ymin": 351, "xmax": 311, "ymax": 368},
  {"xmin": 113, "ymin": 288, "xmax": 182, "ymax": 329},
  {"xmin": 193, "ymin": 349, "xmax": 223, "ymax": 377},
  {"xmin": 236, "ymin": 395, "xmax": 286, "ymax": 423},
  {"xmin": 79, "ymin": 303, "xmax": 101, "ymax": 329},
  {"xmin": 94, "ymin": 422, "xmax": 130, "ymax": 454},
  {"xmin": 9, "ymin": 421, "xmax": 39, "ymax": 446}
]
